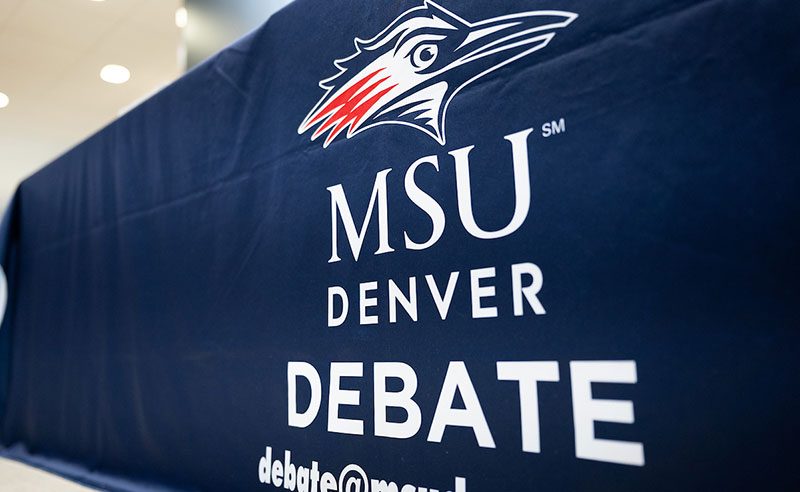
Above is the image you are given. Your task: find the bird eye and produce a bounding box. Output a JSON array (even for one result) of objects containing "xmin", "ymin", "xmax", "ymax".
[{"xmin": 410, "ymin": 43, "xmax": 438, "ymax": 71}]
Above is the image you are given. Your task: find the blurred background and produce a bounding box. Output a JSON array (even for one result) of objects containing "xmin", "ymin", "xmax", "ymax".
[{"xmin": 0, "ymin": 0, "xmax": 292, "ymax": 208}]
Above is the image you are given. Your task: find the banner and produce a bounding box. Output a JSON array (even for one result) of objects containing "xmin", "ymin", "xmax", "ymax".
[{"xmin": 1, "ymin": 1, "xmax": 798, "ymax": 490}]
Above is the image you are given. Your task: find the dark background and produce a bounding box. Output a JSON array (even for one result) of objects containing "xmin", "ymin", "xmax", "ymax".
[{"xmin": 1, "ymin": 0, "xmax": 798, "ymax": 490}]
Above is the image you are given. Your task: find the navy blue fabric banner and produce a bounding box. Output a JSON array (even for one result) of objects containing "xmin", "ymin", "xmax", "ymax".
[{"xmin": 0, "ymin": 0, "xmax": 798, "ymax": 490}]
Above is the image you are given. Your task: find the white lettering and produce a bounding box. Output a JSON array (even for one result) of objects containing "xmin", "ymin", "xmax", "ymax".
[
  {"xmin": 511, "ymin": 262, "xmax": 546, "ymax": 316},
  {"xmin": 374, "ymin": 362, "xmax": 422, "ymax": 439},
  {"xmin": 388, "ymin": 277, "xmax": 418, "ymax": 323},
  {"xmin": 288, "ymin": 362, "xmax": 322, "ymax": 429},
  {"xmin": 452, "ymin": 128, "xmax": 533, "ymax": 240},
  {"xmin": 427, "ymin": 361, "xmax": 495, "ymax": 448},
  {"xmin": 424, "ymin": 272, "xmax": 459, "ymax": 320},
  {"xmin": 328, "ymin": 286, "xmax": 349, "ymax": 327},
  {"xmin": 497, "ymin": 361, "xmax": 559, "ymax": 453},
  {"xmin": 570, "ymin": 361, "xmax": 645, "ymax": 466},
  {"xmin": 359, "ymin": 282, "xmax": 379, "ymax": 325},
  {"xmin": 328, "ymin": 169, "xmax": 394, "ymax": 263},
  {"xmin": 404, "ymin": 155, "xmax": 446, "ymax": 250},
  {"xmin": 328, "ymin": 362, "xmax": 364, "ymax": 435},
  {"xmin": 470, "ymin": 267, "xmax": 497, "ymax": 319}
]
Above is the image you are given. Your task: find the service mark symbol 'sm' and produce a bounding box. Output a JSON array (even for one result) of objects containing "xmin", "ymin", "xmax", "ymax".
[{"xmin": 298, "ymin": 1, "xmax": 577, "ymax": 148}]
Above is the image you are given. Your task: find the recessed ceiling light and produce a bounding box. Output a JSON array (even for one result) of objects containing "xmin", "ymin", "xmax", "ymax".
[
  {"xmin": 175, "ymin": 7, "xmax": 188, "ymax": 28},
  {"xmin": 100, "ymin": 64, "xmax": 131, "ymax": 85},
  {"xmin": 0, "ymin": 92, "xmax": 9, "ymax": 109}
]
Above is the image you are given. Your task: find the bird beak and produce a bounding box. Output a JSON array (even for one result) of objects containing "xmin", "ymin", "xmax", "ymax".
[{"xmin": 454, "ymin": 11, "xmax": 577, "ymax": 66}]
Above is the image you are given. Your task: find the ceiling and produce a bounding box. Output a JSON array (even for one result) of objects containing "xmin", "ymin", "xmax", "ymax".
[{"xmin": 0, "ymin": 0, "xmax": 185, "ymax": 207}]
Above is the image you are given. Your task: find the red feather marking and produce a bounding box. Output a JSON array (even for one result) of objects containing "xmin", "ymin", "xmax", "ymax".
[
  {"xmin": 345, "ymin": 84, "xmax": 398, "ymax": 137},
  {"xmin": 311, "ymin": 74, "xmax": 390, "ymax": 140},
  {"xmin": 304, "ymin": 68, "xmax": 384, "ymax": 129},
  {"xmin": 302, "ymin": 67, "xmax": 400, "ymax": 146},
  {"xmin": 321, "ymin": 80, "xmax": 398, "ymax": 146}
]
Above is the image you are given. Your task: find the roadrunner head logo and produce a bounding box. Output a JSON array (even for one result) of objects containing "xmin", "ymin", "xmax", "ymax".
[{"xmin": 298, "ymin": 1, "xmax": 577, "ymax": 148}]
